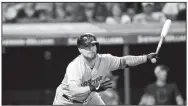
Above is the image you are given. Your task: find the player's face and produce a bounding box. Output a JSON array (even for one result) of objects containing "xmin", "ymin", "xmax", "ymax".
[{"xmin": 79, "ymin": 44, "xmax": 97, "ymax": 60}]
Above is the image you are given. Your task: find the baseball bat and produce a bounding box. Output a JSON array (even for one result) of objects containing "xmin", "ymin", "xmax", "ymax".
[{"xmin": 155, "ymin": 19, "xmax": 171, "ymax": 54}]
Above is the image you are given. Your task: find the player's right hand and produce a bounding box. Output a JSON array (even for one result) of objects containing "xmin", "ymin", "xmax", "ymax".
[
  {"xmin": 147, "ymin": 53, "xmax": 159, "ymax": 62},
  {"xmin": 89, "ymin": 79, "xmax": 112, "ymax": 92}
]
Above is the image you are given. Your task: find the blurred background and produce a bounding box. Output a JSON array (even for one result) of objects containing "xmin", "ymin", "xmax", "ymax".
[
  {"xmin": 2, "ymin": 2, "xmax": 186, "ymax": 105},
  {"xmin": 2, "ymin": 2, "xmax": 187, "ymax": 23}
]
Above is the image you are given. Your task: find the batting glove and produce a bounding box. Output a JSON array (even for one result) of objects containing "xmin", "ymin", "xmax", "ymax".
[
  {"xmin": 147, "ymin": 53, "xmax": 159, "ymax": 62},
  {"xmin": 89, "ymin": 79, "xmax": 112, "ymax": 92}
]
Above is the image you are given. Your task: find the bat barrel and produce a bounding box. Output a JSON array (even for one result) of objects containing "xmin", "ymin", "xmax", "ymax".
[
  {"xmin": 156, "ymin": 19, "xmax": 171, "ymax": 54},
  {"xmin": 161, "ymin": 19, "xmax": 171, "ymax": 37}
]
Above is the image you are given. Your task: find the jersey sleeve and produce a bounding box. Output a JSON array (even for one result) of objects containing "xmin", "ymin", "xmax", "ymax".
[
  {"xmin": 104, "ymin": 54, "xmax": 121, "ymax": 71},
  {"xmin": 66, "ymin": 63, "xmax": 82, "ymax": 86},
  {"xmin": 173, "ymin": 84, "xmax": 181, "ymax": 97},
  {"xmin": 66, "ymin": 62, "xmax": 93, "ymax": 101}
]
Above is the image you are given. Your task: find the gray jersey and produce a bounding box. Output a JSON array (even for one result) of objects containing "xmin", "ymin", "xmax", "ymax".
[{"xmin": 53, "ymin": 53, "xmax": 120, "ymax": 104}]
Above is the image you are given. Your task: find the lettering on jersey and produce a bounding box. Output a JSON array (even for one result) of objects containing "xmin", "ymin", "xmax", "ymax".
[{"xmin": 81, "ymin": 76, "xmax": 102, "ymax": 86}]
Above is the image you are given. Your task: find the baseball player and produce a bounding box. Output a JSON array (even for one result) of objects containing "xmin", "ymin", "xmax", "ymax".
[
  {"xmin": 139, "ymin": 65, "xmax": 184, "ymax": 105},
  {"xmin": 53, "ymin": 33, "xmax": 158, "ymax": 105}
]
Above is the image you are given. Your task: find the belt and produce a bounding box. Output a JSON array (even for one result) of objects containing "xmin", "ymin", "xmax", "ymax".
[{"xmin": 62, "ymin": 94, "xmax": 83, "ymax": 104}]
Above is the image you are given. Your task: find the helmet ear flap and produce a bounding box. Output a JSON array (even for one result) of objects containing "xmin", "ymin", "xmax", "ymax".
[{"xmin": 96, "ymin": 43, "xmax": 100, "ymax": 53}]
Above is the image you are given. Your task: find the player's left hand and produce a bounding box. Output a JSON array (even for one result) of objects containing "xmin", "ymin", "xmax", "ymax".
[
  {"xmin": 147, "ymin": 53, "xmax": 159, "ymax": 62},
  {"xmin": 89, "ymin": 79, "xmax": 112, "ymax": 92}
]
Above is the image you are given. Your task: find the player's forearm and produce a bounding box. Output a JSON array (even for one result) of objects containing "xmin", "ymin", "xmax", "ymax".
[
  {"xmin": 69, "ymin": 85, "xmax": 91, "ymax": 97},
  {"xmin": 120, "ymin": 55, "xmax": 147, "ymax": 68}
]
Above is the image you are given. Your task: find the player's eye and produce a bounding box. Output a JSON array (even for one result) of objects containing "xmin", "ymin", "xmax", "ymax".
[
  {"xmin": 85, "ymin": 44, "xmax": 95, "ymax": 47},
  {"xmin": 91, "ymin": 44, "xmax": 96, "ymax": 46}
]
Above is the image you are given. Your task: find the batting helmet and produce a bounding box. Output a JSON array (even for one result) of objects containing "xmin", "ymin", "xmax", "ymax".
[{"xmin": 77, "ymin": 33, "xmax": 100, "ymax": 52}]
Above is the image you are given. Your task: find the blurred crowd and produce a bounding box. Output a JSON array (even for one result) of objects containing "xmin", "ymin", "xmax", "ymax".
[{"xmin": 2, "ymin": 2, "xmax": 186, "ymax": 24}]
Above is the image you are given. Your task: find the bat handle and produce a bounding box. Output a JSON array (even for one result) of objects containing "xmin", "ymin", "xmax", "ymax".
[
  {"xmin": 155, "ymin": 49, "xmax": 159, "ymax": 54},
  {"xmin": 155, "ymin": 37, "xmax": 165, "ymax": 54},
  {"xmin": 155, "ymin": 47, "xmax": 160, "ymax": 54}
]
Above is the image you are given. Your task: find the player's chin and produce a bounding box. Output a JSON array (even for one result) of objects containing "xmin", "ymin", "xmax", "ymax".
[{"xmin": 88, "ymin": 54, "xmax": 96, "ymax": 59}]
